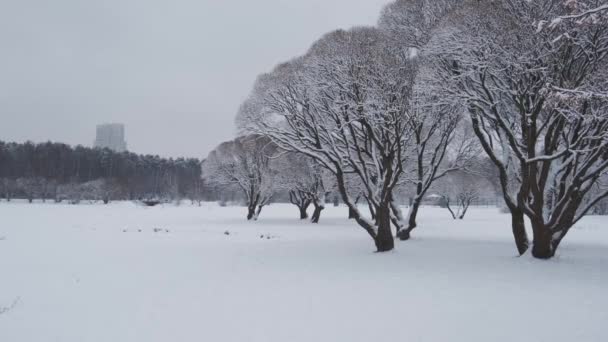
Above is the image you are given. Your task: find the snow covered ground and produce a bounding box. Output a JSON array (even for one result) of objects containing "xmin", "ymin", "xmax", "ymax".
[{"xmin": 1, "ymin": 201, "xmax": 607, "ymax": 342}]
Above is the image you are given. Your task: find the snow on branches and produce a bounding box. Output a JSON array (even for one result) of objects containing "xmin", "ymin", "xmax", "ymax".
[
  {"xmin": 431, "ymin": 0, "xmax": 608, "ymax": 258},
  {"xmin": 246, "ymin": 27, "xmax": 415, "ymax": 251},
  {"xmin": 203, "ymin": 135, "xmax": 278, "ymax": 220}
]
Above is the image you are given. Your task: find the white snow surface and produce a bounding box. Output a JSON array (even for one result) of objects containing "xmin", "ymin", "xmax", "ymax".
[{"xmin": 1, "ymin": 201, "xmax": 607, "ymax": 342}]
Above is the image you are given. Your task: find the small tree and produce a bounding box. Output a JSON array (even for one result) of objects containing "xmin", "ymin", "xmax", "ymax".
[
  {"xmin": 16, "ymin": 178, "xmax": 41, "ymax": 203},
  {"xmin": 276, "ymin": 153, "xmax": 329, "ymax": 222},
  {"xmin": 0, "ymin": 178, "xmax": 16, "ymax": 202},
  {"xmin": 203, "ymin": 135, "xmax": 278, "ymax": 220},
  {"xmin": 186, "ymin": 179, "xmax": 205, "ymax": 206},
  {"xmin": 438, "ymin": 172, "xmax": 479, "ymax": 220},
  {"xmin": 57, "ymin": 182, "xmax": 82, "ymax": 204}
]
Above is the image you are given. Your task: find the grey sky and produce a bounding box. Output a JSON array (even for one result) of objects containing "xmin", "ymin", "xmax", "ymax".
[{"xmin": 0, "ymin": 0, "xmax": 390, "ymax": 158}]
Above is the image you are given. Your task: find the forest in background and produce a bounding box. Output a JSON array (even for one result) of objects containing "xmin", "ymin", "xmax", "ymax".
[{"xmin": 0, "ymin": 140, "xmax": 205, "ymax": 204}]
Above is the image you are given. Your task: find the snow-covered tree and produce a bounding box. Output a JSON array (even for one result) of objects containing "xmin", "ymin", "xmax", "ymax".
[
  {"xmin": 437, "ymin": 171, "xmax": 480, "ymax": 220},
  {"xmin": 16, "ymin": 177, "xmax": 43, "ymax": 203},
  {"xmin": 0, "ymin": 178, "xmax": 16, "ymax": 201},
  {"xmin": 395, "ymin": 101, "xmax": 477, "ymax": 239},
  {"xmin": 203, "ymin": 135, "xmax": 278, "ymax": 220},
  {"xmin": 431, "ymin": 0, "xmax": 608, "ymax": 258},
  {"xmin": 378, "ymin": 0, "xmax": 477, "ymax": 240},
  {"xmin": 276, "ymin": 153, "xmax": 330, "ymax": 223},
  {"xmin": 185, "ymin": 178, "xmax": 206, "ymax": 206},
  {"xmin": 538, "ymin": 1, "xmax": 608, "ymax": 31},
  {"xmin": 379, "ymin": 0, "xmax": 465, "ymax": 54},
  {"xmin": 588, "ymin": 172, "xmax": 608, "ymax": 215},
  {"xmin": 248, "ymin": 27, "xmax": 414, "ymax": 252}
]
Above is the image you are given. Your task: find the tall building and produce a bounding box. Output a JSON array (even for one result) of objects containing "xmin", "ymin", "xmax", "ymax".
[{"xmin": 94, "ymin": 123, "xmax": 127, "ymax": 152}]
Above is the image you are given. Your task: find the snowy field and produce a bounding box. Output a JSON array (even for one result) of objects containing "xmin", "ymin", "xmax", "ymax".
[{"xmin": 1, "ymin": 201, "xmax": 607, "ymax": 342}]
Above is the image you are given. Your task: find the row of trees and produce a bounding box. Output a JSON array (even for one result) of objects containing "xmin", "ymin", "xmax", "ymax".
[
  {"xmin": 222, "ymin": 0, "xmax": 608, "ymax": 259},
  {"xmin": 0, "ymin": 141, "xmax": 205, "ymax": 204},
  {"xmin": 203, "ymin": 133, "xmax": 498, "ymax": 225},
  {"xmin": 202, "ymin": 135, "xmax": 332, "ymax": 222}
]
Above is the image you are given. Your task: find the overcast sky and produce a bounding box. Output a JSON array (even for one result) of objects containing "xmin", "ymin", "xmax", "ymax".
[{"xmin": 0, "ymin": 0, "xmax": 390, "ymax": 158}]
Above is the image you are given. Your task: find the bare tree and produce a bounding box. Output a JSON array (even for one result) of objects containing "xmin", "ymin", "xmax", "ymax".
[
  {"xmin": 289, "ymin": 188, "xmax": 312, "ymax": 219},
  {"xmin": 203, "ymin": 135, "xmax": 278, "ymax": 220},
  {"xmin": 57, "ymin": 182, "xmax": 85, "ymax": 204},
  {"xmin": 588, "ymin": 172, "xmax": 608, "ymax": 215},
  {"xmin": 395, "ymin": 101, "xmax": 475, "ymax": 239},
  {"xmin": 1, "ymin": 178, "xmax": 16, "ymax": 201},
  {"xmin": 94, "ymin": 178, "xmax": 123, "ymax": 204},
  {"xmin": 247, "ymin": 28, "xmax": 414, "ymax": 252},
  {"xmin": 437, "ymin": 171, "xmax": 480, "ymax": 220},
  {"xmin": 186, "ymin": 178, "xmax": 205, "ymax": 206},
  {"xmin": 16, "ymin": 177, "xmax": 42, "ymax": 203},
  {"xmin": 378, "ymin": 0, "xmax": 477, "ymax": 240},
  {"xmin": 278, "ymin": 153, "xmax": 312, "ymax": 219},
  {"xmin": 432, "ymin": 0, "xmax": 608, "ymax": 258},
  {"xmin": 538, "ymin": 1, "xmax": 608, "ymax": 31},
  {"xmin": 276, "ymin": 153, "xmax": 329, "ymax": 222},
  {"xmin": 379, "ymin": 0, "xmax": 465, "ymax": 55}
]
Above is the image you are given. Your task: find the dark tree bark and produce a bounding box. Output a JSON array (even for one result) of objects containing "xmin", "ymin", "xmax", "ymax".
[
  {"xmin": 246, "ymin": 201, "xmax": 258, "ymax": 221},
  {"xmin": 254, "ymin": 205, "xmax": 264, "ymax": 221},
  {"xmin": 458, "ymin": 198, "xmax": 472, "ymax": 219},
  {"xmin": 348, "ymin": 206, "xmax": 356, "ymax": 219},
  {"xmin": 299, "ymin": 205, "xmax": 310, "ymax": 219},
  {"xmin": 366, "ymin": 198, "xmax": 377, "ymax": 221},
  {"xmin": 397, "ymin": 198, "xmax": 420, "ymax": 241},
  {"xmin": 310, "ymin": 201, "xmax": 324, "ymax": 223},
  {"xmin": 289, "ymin": 190, "xmax": 311, "ymax": 220},
  {"xmin": 374, "ymin": 204, "xmax": 394, "ymax": 252},
  {"xmin": 348, "ymin": 196, "xmax": 361, "ymax": 219},
  {"xmin": 531, "ymin": 220, "xmax": 554, "ymax": 259},
  {"xmin": 333, "ymin": 169, "xmax": 394, "ymax": 252},
  {"xmin": 443, "ymin": 196, "xmax": 457, "ymax": 219},
  {"xmin": 247, "ymin": 208, "xmax": 255, "ymax": 220},
  {"xmin": 511, "ymin": 207, "xmax": 529, "ymax": 256}
]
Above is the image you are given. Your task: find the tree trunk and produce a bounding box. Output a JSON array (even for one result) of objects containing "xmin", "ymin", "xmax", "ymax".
[
  {"xmin": 458, "ymin": 200, "xmax": 471, "ymax": 220},
  {"xmin": 367, "ymin": 199, "xmax": 376, "ymax": 221},
  {"xmin": 397, "ymin": 199, "xmax": 420, "ymax": 241},
  {"xmin": 348, "ymin": 206, "xmax": 356, "ymax": 219},
  {"xmin": 247, "ymin": 205, "xmax": 256, "ymax": 220},
  {"xmin": 349, "ymin": 196, "xmax": 361, "ymax": 219},
  {"xmin": 444, "ymin": 197, "xmax": 457, "ymax": 219},
  {"xmin": 253, "ymin": 205, "xmax": 264, "ymax": 221},
  {"xmin": 311, "ymin": 202, "xmax": 324, "ymax": 223},
  {"xmin": 374, "ymin": 204, "xmax": 394, "ymax": 252},
  {"xmin": 531, "ymin": 229, "xmax": 554, "ymax": 259},
  {"xmin": 389, "ymin": 199, "xmax": 405, "ymax": 233},
  {"xmin": 333, "ymin": 169, "xmax": 389, "ymax": 252},
  {"xmin": 532, "ymin": 233, "xmax": 555, "ymax": 259},
  {"xmin": 299, "ymin": 204, "xmax": 309, "ymax": 220},
  {"xmin": 511, "ymin": 208, "xmax": 530, "ymax": 256},
  {"xmin": 528, "ymin": 217, "xmax": 557, "ymax": 259}
]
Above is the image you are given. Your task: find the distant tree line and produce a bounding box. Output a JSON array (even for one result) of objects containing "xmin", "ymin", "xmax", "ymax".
[{"xmin": 0, "ymin": 140, "xmax": 206, "ymax": 204}]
